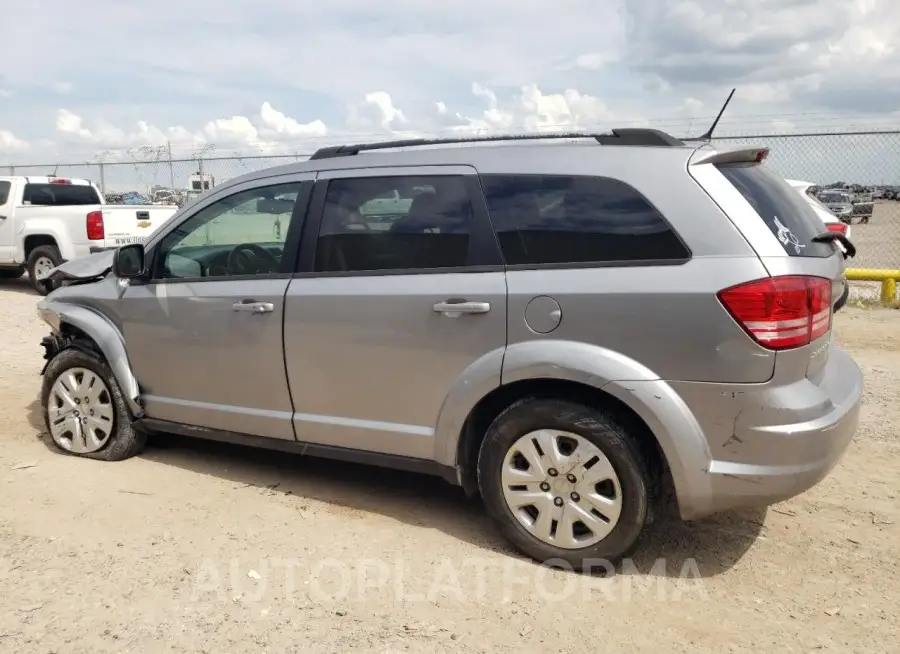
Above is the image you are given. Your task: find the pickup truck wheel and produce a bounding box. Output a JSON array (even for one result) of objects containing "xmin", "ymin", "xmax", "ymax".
[
  {"xmin": 0, "ymin": 267, "xmax": 25, "ymax": 279},
  {"xmin": 27, "ymin": 245, "xmax": 62, "ymax": 295},
  {"xmin": 477, "ymin": 398, "xmax": 650, "ymax": 570},
  {"xmin": 41, "ymin": 348, "xmax": 146, "ymax": 461}
]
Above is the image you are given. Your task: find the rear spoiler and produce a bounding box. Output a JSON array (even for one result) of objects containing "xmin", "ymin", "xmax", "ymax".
[{"xmin": 689, "ymin": 146, "xmax": 770, "ymax": 166}]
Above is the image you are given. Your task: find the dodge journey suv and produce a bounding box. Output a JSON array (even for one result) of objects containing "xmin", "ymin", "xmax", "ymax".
[{"xmin": 37, "ymin": 129, "xmax": 863, "ymax": 569}]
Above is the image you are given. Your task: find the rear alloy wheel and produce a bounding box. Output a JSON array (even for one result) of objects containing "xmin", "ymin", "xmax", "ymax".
[
  {"xmin": 41, "ymin": 348, "xmax": 146, "ymax": 461},
  {"xmin": 478, "ymin": 398, "xmax": 650, "ymax": 570},
  {"xmin": 501, "ymin": 430, "xmax": 623, "ymax": 549}
]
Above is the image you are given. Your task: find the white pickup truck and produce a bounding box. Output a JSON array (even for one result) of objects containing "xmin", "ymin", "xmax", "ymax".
[{"xmin": 0, "ymin": 175, "xmax": 178, "ymax": 294}]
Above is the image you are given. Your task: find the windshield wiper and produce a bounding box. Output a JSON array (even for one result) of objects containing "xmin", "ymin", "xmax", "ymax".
[{"xmin": 812, "ymin": 231, "xmax": 856, "ymax": 258}]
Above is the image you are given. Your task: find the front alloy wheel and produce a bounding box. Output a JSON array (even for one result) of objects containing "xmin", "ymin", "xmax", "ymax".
[{"xmin": 47, "ymin": 366, "xmax": 116, "ymax": 453}]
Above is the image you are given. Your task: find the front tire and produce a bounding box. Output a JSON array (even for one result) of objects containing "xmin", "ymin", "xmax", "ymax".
[
  {"xmin": 41, "ymin": 348, "xmax": 146, "ymax": 461},
  {"xmin": 27, "ymin": 245, "xmax": 63, "ymax": 295},
  {"xmin": 477, "ymin": 398, "xmax": 650, "ymax": 571}
]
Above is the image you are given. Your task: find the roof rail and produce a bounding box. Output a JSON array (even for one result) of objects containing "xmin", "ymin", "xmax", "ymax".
[{"xmin": 307, "ymin": 128, "xmax": 685, "ymax": 160}]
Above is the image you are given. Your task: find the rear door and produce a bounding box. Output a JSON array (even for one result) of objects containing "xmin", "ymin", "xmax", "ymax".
[
  {"xmin": 283, "ymin": 166, "xmax": 507, "ymax": 460},
  {"xmin": 689, "ymin": 151, "xmax": 846, "ymax": 379}
]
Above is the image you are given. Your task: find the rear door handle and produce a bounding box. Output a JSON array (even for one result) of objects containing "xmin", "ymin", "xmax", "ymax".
[
  {"xmin": 433, "ymin": 300, "xmax": 491, "ymax": 317},
  {"xmin": 232, "ymin": 301, "xmax": 274, "ymax": 314}
]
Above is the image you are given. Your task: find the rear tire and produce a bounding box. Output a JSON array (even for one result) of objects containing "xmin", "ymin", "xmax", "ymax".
[
  {"xmin": 477, "ymin": 398, "xmax": 650, "ymax": 571},
  {"xmin": 41, "ymin": 348, "xmax": 146, "ymax": 461},
  {"xmin": 27, "ymin": 245, "xmax": 63, "ymax": 295}
]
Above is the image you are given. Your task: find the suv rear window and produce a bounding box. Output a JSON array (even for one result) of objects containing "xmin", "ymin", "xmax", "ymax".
[
  {"xmin": 480, "ymin": 174, "xmax": 690, "ymax": 266},
  {"xmin": 23, "ymin": 183, "xmax": 101, "ymax": 206},
  {"xmin": 716, "ymin": 164, "xmax": 834, "ymax": 258}
]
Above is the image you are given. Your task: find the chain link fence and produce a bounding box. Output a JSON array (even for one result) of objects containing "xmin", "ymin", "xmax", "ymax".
[{"xmin": 5, "ymin": 129, "xmax": 899, "ymax": 293}]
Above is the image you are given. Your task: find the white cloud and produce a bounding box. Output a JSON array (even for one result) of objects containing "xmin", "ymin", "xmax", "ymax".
[
  {"xmin": 258, "ymin": 102, "xmax": 327, "ymax": 138},
  {"xmin": 0, "ymin": 129, "xmax": 28, "ymax": 152},
  {"xmin": 52, "ymin": 81, "xmax": 73, "ymax": 94},
  {"xmin": 574, "ymin": 52, "xmax": 612, "ymax": 70},
  {"xmin": 443, "ymin": 83, "xmax": 617, "ymax": 134}
]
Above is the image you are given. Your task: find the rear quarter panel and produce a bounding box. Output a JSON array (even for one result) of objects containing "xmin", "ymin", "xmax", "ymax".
[{"xmin": 473, "ymin": 146, "xmax": 777, "ymax": 383}]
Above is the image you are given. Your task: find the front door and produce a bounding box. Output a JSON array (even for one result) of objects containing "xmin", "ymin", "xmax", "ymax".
[
  {"xmin": 284, "ymin": 167, "xmax": 507, "ymax": 459},
  {"xmin": 116, "ymin": 175, "xmax": 313, "ymax": 440}
]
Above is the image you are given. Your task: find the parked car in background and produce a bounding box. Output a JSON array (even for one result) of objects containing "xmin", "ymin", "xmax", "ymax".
[
  {"xmin": 851, "ymin": 191, "xmax": 874, "ymax": 223},
  {"xmin": 787, "ymin": 180, "xmax": 853, "ymax": 242},
  {"xmin": 816, "ymin": 189, "xmax": 855, "ymax": 224},
  {"xmin": 36, "ymin": 130, "xmax": 861, "ymax": 570},
  {"xmin": 0, "ymin": 175, "xmax": 179, "ymax": 294}
]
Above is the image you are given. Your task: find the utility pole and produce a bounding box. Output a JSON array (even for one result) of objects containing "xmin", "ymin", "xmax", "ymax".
[{"xmin": 167, "ymin": 141, "xmax": 176, "ymax": 192}]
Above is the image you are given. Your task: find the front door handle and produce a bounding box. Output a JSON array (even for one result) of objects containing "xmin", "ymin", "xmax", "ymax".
[
  {"xmin": 232, "ymin": 301, "xmax": 274, "ymax": 314},
  {"xmin": 433, "ymin": 300, "xmax": 491, "ymax": 317}
]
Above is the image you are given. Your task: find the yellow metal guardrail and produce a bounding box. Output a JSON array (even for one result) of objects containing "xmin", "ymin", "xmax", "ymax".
[{"xmin": 845, "ymin": 269, "xmax": 900, "ymax": 304}]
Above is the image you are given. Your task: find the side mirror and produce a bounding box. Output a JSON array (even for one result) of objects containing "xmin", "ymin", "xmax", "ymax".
[{"xmin": 113, "ymin": 244, "xmax": 146, "ymax": 279}]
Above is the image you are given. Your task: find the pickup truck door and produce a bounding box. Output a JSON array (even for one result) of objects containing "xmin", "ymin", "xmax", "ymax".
[{"xmin": 0, "ymin": 180, "xmax": 16, "ymax": 263}]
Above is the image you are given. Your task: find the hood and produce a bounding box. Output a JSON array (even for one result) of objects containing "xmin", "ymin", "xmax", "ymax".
[{"xmin": 47, "ymin": 249, "xmax": 115, "ymax": 283}]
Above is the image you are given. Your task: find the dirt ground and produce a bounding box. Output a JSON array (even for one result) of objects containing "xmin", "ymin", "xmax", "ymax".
[{"xmin": 0, "ymin": 278, "xmax": 898, "ymax": 654}]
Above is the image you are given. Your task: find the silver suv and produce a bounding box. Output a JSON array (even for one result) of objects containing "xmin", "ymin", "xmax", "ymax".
[{"xmin": 37, "ymin": 130, "xmax": 863, "ymax": 569}]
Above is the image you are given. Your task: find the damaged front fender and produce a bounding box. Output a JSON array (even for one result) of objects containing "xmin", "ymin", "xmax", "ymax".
[{"xmin": 37, "ymin": 298, "xmax": 144, "ymax": 418}]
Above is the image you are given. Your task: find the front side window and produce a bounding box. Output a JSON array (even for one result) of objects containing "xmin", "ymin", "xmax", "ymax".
[
  {"xmin": 480, "ymin": 174, "xmax": 690, "ymax": 266},
  {"xmin": 155, "ymin": 183, "xmax": 302, "ymax": 279},
  {"xmin": 314, "ymin": 175, "xmax": 473, "ymax": 273}
]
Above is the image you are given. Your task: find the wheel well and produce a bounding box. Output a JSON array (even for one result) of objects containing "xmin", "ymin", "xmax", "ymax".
[
  {"xmin": 59, "ymin": 323, "xmax": 102, "ymax": 355},
  {"xmin": 24, "ymin": 235, "xmax": 59, "ymax": 259},
  {"xmin": 456, "ymin": 378, "xmax": 674, "ymax": 510}
]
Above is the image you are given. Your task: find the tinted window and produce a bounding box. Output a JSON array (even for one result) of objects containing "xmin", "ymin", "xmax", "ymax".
[
  {"xmin": 314, "ymin": 176, "xmax": 472, "ymax": 272},
  {"xmin": 717, "ymin": 164, "xmax": 833, "ymax": 258},
  {"xmin": 23, "ymin": 183, "xmax": 101, "ymax": 206},
  {"xmin": 480, "ymin": 174, "xmax": 689, "ymax": 266},
  {"xmin": 156, "ymin": 183, "xmax": 302, "ymax": 279},
  {"xmin": 0, "ymin": 181, "xmax": 10, "ymax": 205}
]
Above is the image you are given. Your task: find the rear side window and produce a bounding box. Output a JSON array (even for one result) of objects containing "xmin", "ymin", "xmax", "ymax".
[
  {"xmin": 23, "ymin": 183, "xmax": 101, "ymax": 206},
  {"xmin": 479, "ymin": 174, "xmax": 689, "ymax": 266},
  {"xmin": 314, "ymin": 175, "xmax": 473, "ymax": 273},
  {"xmin": 716, "ymin": 164, "xmax": 833, "ymax": 258},
  {"xmin": 0, "ymin": 181, "xmax": 10, "ymax": 205}
]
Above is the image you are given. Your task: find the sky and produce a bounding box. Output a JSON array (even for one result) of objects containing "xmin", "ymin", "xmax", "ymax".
[{"xmin": 1, "ymin": 0, "xmax": 899, "ymax": 187}]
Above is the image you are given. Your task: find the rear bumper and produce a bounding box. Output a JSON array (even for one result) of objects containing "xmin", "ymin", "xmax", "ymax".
[
  {"xmin": 668, "ymin": 347, "xmax": 863, "ymax": 520},
  {"xmin": 89, "ymin": 246, "xmax": 114, "ymax": 254}
]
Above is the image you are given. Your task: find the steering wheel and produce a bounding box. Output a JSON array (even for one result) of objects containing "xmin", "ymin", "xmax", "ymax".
[{"xmin": 226, "ymin": 243, "xmax": 280, "ymax": 275}]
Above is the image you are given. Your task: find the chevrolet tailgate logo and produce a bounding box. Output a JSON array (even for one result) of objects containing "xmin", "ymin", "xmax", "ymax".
[{"xmin": 137, "ymin": 220, "xmax": 151, "ymax": 228}]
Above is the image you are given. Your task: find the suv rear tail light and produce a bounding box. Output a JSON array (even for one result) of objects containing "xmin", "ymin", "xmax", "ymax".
[
  {"xmin": 717, "ymin": 275, "xmax": 832, "ymax": 350},
  {"xmin": 86, "ymin": 210, "xmax": 105, "ymax": 240},
  {"xmin": 825, "ymin": 222, "xmax": 848, "ymax": 235}
]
